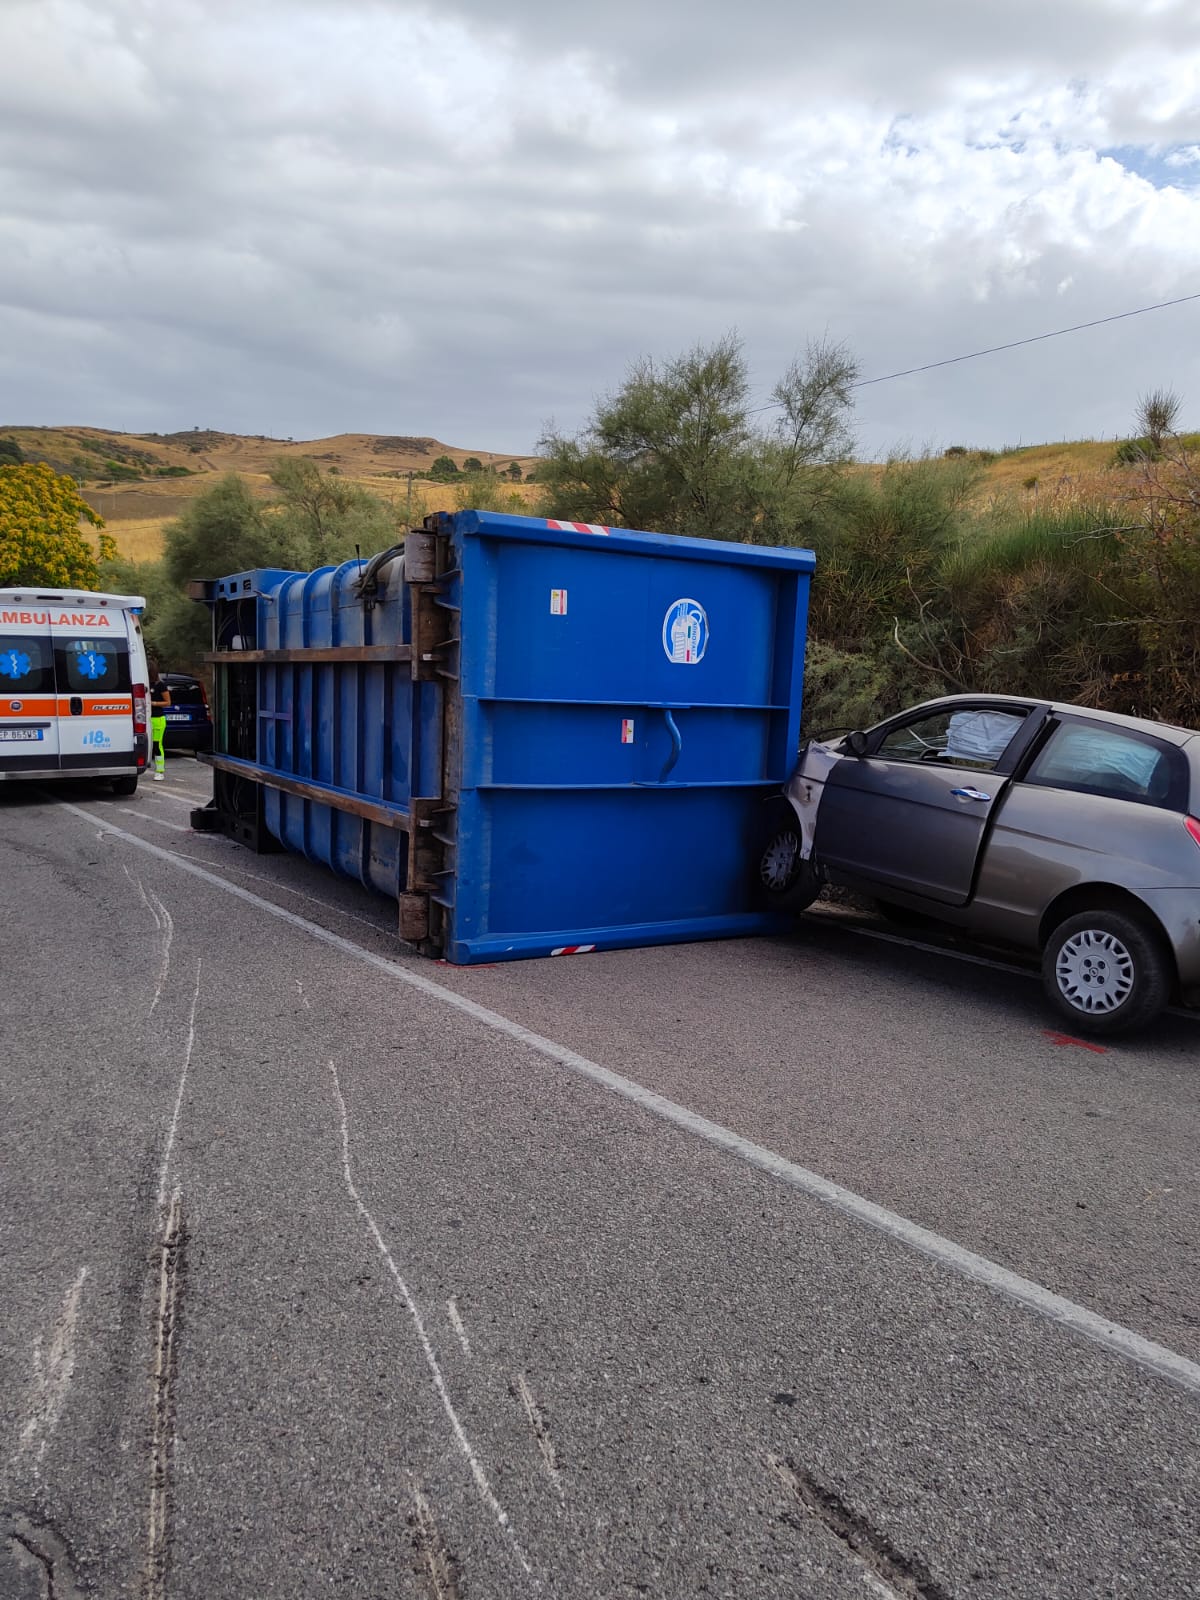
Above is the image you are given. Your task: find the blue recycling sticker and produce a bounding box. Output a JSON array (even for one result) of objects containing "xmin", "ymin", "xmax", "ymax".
[
  {"xmin": 662, "ymin": 598, "xmax": 709, "ymax": 665},
  {"xmin": 0, "ymin": 649, "xmax": 31, "ymax": 680},
  {"xmin": 77, "ymin": 650, "xmax": 108, "ymax": 680}
]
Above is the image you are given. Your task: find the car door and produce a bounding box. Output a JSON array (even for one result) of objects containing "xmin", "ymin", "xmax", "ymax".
[
  {"xmin": 52, "ymin": 622, "xmax": 135, "ymax": 772},
  {"xmin": 0, "ymin": 626, "xmax": 60, "ymax": 772},
  {"xmin": 815, "ymin": 703, "xmax": 1036, "ymax": 905}
]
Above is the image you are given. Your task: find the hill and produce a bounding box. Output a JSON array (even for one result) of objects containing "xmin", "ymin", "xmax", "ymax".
[
  {"xmin": 2, "ymin": 423, "xmax": 1189, "ymax": 564},
  {"xmin": 0, "ymin": 425, "xmax": 542, "ymax": 560}
]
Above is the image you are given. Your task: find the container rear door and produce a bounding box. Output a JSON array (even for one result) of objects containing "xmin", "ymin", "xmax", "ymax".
[
  {"xmin": 52, "ymin": 622, "xmax": 135, "ymax": 772},
  {"xmin": 0, "ymin": 626, "xmax": 59, "ymax": 772}
]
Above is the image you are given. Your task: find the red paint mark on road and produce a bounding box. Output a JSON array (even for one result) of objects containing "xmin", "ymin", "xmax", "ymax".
[{"xmin": 1043, "ymin": 1029, "xmax": 1108, "ymax": 1054}]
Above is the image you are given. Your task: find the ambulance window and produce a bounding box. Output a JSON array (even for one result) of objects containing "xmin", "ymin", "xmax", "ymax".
[
  {"xmin": 56, "ymin": 637, "xmax": 131, "ymax": 693},
  {"xmin": 0, "ymin": 634, "xmax": 55, "ymax": 693}
]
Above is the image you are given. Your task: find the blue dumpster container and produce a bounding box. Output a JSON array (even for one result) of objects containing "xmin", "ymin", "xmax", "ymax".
[{"xmin": 191, "ymin": 510, "xmax": 815, "ymax": 964}]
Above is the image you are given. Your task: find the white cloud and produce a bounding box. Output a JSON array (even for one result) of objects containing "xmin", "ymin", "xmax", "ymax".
[{"xmin": 0, "ymin": 0, "xmax": 1198, "ymax": 455}]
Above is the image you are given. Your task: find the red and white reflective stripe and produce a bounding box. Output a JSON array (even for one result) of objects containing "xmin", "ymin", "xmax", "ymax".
[
  {"xmin": 545, "ymin": 520, "xmax": 611, "ymax": 536},
  {"xmin": 550, "ymin": 944, "xmax": 597, "ymax": 956}
]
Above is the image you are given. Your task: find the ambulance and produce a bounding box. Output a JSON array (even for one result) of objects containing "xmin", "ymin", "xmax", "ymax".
[{"xmin": 0, "ymin": 588, "xmax": 151, "ymax": 792}]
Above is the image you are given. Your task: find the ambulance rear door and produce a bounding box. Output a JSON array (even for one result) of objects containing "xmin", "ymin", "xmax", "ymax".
[
  {"xmin": 51, "ymin": 617, "xmax": 136, "ymax": 774},
  {"xmin": 0, "ymin": 623, "xmax": 60, "ymax": 773}
]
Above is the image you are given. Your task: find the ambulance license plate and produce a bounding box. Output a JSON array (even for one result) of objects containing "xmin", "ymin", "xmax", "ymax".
[{"xmin": 0, "ymin": 728, "xmax": 43, "ymax": 741}]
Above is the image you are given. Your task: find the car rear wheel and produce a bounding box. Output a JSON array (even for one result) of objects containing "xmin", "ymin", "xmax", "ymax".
[
  {"xmin": 758, "ymin": 812, "xmax": 821, "ymax": 913},
  {"xmin": 110, "ymin": 774, "xmax": 139, "ymax": 796},
  {"xmin": 1042, "ymin": 908, "xmax": 1171, "ymax": 1036}
]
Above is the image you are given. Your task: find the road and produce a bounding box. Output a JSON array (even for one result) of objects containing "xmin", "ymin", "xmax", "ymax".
[{"xmin": 2, "ymin": 761, "xmax": 1198, "ymax": 1599}]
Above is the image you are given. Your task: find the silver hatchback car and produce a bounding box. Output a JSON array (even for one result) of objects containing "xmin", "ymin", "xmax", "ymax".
[{"xmin": 759, "ymin": 694, "xmax": 1200, "ymax": 1036}]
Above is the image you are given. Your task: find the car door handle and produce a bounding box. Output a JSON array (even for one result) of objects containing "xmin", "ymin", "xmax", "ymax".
[{"xmin": 951, "ymin": 786, "xmax": 991, "ymax": 802}]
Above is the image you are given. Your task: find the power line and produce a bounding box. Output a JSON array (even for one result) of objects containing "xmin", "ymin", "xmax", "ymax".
[
  {"xmin": 748, "ymin": 289, "xmax": 1199, "ymax": 413},
  {"xmin": 851, "ymin": 291, "xmax": 1200, "ymax": 388}
]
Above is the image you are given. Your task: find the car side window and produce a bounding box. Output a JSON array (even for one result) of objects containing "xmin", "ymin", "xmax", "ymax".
[
  {"xmin": 1024, "ymin": 722, "xmax": 1183, "ymax": 808},
  {"xmin": 875, "ymin": 708, "xmax": 1026, "ymax": 771}
]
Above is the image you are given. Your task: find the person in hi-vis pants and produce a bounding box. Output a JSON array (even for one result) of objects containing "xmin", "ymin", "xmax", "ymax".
[{"xmin": 150, "ymin": 671, "xmax": 171, "ymax": 779}]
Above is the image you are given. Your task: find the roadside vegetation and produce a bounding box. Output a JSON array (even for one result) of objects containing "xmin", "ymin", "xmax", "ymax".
[
  {"xmin": 5, "ymin": 349, "xmax": 1197, "ymax": 728},
  {"xmin": 537, "ymin": 343, "xmax": 1199, "ymax": 732}
]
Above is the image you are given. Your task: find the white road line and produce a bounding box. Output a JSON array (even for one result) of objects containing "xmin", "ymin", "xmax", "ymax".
[
  {"xmin": 16, "ymin": 1267, "xmax": 88, "ymax": 1467},
  {"xmin": 328, "ymin": 1061, "xmax": 532, "ymax": 1576},
  {"xmin": 117, "ymin": 808, "xmax": 191, "ymax": 834},
  {"xmin": 67, "ymin": 805, "xmax": 1200, "ymax": 1399},
  {"xmin": 447, "ymin": 1298, "xmax": 472, "ymax": 1358},
  {"xmin": 148, "ymin": 790, "xmax": 201, "ymax": 808},
  {"xmin": 157, "ymin": 961, "xmax": 202, "ymax": 1212}
]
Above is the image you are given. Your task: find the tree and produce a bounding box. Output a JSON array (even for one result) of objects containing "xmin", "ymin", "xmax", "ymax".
[
  {"xmin": 507, "ymin": 461, "xmax": 523, "ymax": 481},
  {"xmin": 462, "ymin": 457, "xmax": 484, "ymax": 473},
  {"xmin": 451, "ymin": 472, "xmax": 529, "ymax": 515},
  {"xmin": 0, "ymin": 461, "xmax": 110, "ymax": 587},
  {"xmin": 0, "ymin": 437, "xmax": 23, "ymax": 465},
  {"xmin": 268, "ymin": 456, "xmax": 399, "ymax": 565},
  {"xmin": 430, "ymin": 455, "xmax": 460, "ymax": 481},
  {"xmin": 536, "ymin": 332, "xmax": 858, "ymax": 542},
  {"xmin": 1135, "ymin": 387, "xmax": 1182, "ymax": 453},
  {"xmin": 150, "ymin": 474, "xmax": 296, "ymax": 667}
]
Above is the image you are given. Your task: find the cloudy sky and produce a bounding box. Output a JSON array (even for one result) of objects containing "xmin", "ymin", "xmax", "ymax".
[{"xmin": 1, "ymin": 0, "xmax": 1198, "ymax": 458}]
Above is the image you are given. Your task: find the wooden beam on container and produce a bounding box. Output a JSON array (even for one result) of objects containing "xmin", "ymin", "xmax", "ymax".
[
  {"xmin": 204, "ymin": 645, "xmax": 413, "ymax": 665},
  {"xmin": 206, "ymin": 753, "xmax": 412, "ymax": 830}
]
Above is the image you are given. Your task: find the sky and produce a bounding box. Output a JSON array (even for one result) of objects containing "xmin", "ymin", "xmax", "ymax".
[{"xmin": 1, "ymin": 0, "xmax": 1198, "ymax": 458}]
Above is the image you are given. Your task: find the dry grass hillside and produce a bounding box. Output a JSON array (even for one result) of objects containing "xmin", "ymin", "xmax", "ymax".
[
  {"xmin": 1, "ymin": 424, "xmax": 543, "ymax": 561},
  {"xmin": 2, "ymin": 423, "xmax": 1186, "ymax": 563}
]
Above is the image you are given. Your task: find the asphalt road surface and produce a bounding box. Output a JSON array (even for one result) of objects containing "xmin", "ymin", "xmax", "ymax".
[{"xmin": 2, "ymin": 761, "xmax": 1198, "ymax": 1599}]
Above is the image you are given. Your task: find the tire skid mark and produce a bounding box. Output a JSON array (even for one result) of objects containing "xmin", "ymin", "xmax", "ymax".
[
  {"xmin": 144, "ymin": 1187, "xmax": 185, "ymax": 1600},
  {"xmin": 327, "ymin": 1060, "xmax": 533, "ymax": 1578},
  {"xmin": 447, "ymin": 1299, "xmax": 472, "ymax": 1358},
  {"xmin": 767, "ymin": 1455, "xmax": 952, "ymax": 1600},
  {"xmin": 146, "ymin": 890, "xmax": 173, "ymax": 1020},
  {"xmin": 5, "ymin": 1513, "xmax": 86, "ymax": 1600},
  {"xmin": 69, "ymin": 806, "xmax": 1200, "ymax": 1398},
  {"xmin": 156, "ymin": 960, "xmax": 201, "ymax": 1213},
  {"xmin": 121, "ymin": 866, "xmax": 172, "ymax": 1018},
  {"xmin": 409, "ymin": 1477, "xmax": 463, "ymax": 1600},
  {"xmin": 13, "ymin": 1268, "xmax": 88, "ymax": 1470},
  {"xmin": 510, "ymin": 1373, "xmax": 564, "ymax": 1504}
]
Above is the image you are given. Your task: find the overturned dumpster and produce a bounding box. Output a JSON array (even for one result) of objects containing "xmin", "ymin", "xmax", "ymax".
[{"xmin": 189, "ymin": 510, "xmax": 815, "ymax": 964}]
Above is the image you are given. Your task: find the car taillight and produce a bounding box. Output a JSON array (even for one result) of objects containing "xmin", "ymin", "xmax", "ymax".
[
  {"xmin": 199, "ymin": 681, "xmax": 209, "ymax": 707},
  {"xmin": 133, "ymin": 683, "xmax": 148, "ymax": 734},
  {"xmin": 1187, "ymin": 816, "xmax": 1200, "ymax": 850}
]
